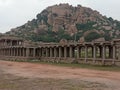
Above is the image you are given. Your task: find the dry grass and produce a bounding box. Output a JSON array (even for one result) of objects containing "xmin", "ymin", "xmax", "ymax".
[{"xmin": 0, "ymin": 69, "xmax": 107, "ymax": 90}]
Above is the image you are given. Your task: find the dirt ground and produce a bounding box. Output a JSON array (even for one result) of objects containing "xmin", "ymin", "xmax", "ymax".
[{"xmin": 0, "ymin": 60, "xmax": 120, "ymax": 90}]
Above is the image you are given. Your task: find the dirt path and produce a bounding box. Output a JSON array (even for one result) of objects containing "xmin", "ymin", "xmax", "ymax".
[{"xmin": 0, "ymin": 60, "xmax": 120, "ymax": 90}]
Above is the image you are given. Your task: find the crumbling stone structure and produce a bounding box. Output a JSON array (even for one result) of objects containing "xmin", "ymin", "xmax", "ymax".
[{"xmin": 0, "ymin": 36, "xmax": 120, "ymax": 65}]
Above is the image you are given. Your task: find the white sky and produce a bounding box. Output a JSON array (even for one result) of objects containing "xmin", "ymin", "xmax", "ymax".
[{"xmin": 0, "ymin": 0, "xmax": 120, "ymax": 33}]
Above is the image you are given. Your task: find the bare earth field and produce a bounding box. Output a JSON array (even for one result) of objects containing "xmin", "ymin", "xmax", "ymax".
[{"xmin": 0, "ymin": 60, "xmax": 120, "ymax": 90}]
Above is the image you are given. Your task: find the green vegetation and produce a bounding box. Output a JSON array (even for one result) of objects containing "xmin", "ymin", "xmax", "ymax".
[
  {"xmin": 36, "ymin": 11, "xmax": 48, "ymax": 24},
  {"xmin": 76, "ymin": 22, "xmax": 96, "ymax": 31},
  {"xmin": 103, "ymin": 30, "xmax": 112, "ymax": 41},
  {"xmin": 85, "ymin": 32, "xmax": 102, "ymax": 42},
  {"xmin": 28, "ymin": 28, "xmax": 73, "ymax": 42},
  {"xmin": 5, "ymin": 4, "xmax": 120, "ymax": 43}
]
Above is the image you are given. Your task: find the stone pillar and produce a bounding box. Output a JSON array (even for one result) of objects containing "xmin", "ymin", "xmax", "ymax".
[
  {"xmin": 50, "ymin": 47, "xmax": 53, "ymax": 57},
  {"xmin": 77, "ymin": 46, "xmax": 80, "ymax": 59},
  {"xmin": 18, "ymin": 48, "xmax": 20, "ymax": 56},
  {"xmin": 39, "ymin": 48, "xmax": 41, "ymax": 57},
  {"xmin": 8, "ymin": 48, "xmax": 10, "ymax": 56},
  {"xmin": 118, "ymin": 46, "xmax": 120, "ymax": 61},
  {"xmin": 61, "ymin": 47, "xmax": 64, "ymax": 57},
  {"xmin": 21, "ymin": 48, "xmax": 23, "ymax": 56},
  {"xmin": 56, "ymin": 48, "xmax": 59, "ymax": 57},
  {"xmin": 4, "ymin": 48, "xmax": 6, "ymax": 56},
  {"xmin": 99, "ymin": 46, "xmax": 102, "ymax": 58},
  {"xmin": 19, "ymin": 48, "xmax": 22, "ymax": 56},
  {"xmin": 41, "ymin": 48, "xmax": 44, "ymax": 57},
  {"xmin": 70, "ymin": 46, "xmax": 73, "ymax": 58},
  {"xmin": 59, "ymin": 47, "xmax": 62, "ymax": 58},
  {"xmin": 15, "ymin": 48, "xmax": 17, "ymax": 56},
  {"xmin": 64, "ymin": 47, "xmax": 67, "ymax": 58},
  {"xmin": 85, "ymin": 46, "xmax": 87, "ymax": 62},
  {"xmin": 5, "ymin": 48, "xmax": 7, "ymax": 56},
  {"xmin": 23, "ymin": 48, "xmax": 26, "ymax": 57},
  {"xmin": 9, "ymin": 48, "xmax": 11, "ymax": 56},
  {"xmin": 14, "ymin": 48, "xmax": 16, "ymax": 56},
  {"xmin": 93, "ymin": 46, "xmax": 96, "ymax": 63},
  {"xmin": 102, "ymin": 46, "xmax": 105, "ymax": 64},
  {"xmin": 26, "ymin": 48, "xmax": 30, "ymax": 57},
  {"xmin": 54, "ymin": 47, "xmax": 57, "ymax": 57},
  {"xmin": 4, "ymin": 40, "xmax": 7, "ymax": 46},
  {"xmin": 0, "ymin": 48, "xmax": 2, "ymax": 55},
  {"xmin": 13, "ymin": 48, "xmax": 15, "ymax": 56},
  {"xmin": 10, "ymin": 41, "xmax": 12, "ymax": 46},
  {"xmin": 46, "ymin": 48, "xmax": 48, "ymax": 57},
  {"xmin": 108, "ymin": 46, "xmax": 112, "ymax": 58},
  {"xmin": 80, "ymin": 47, "xmax": 83, "ymax": 58},
  {"xmin": 3, "ymin": 48, "xmax": 4, "ymax": 56},
  {"xmin": 21, "ymin": 47, "xmax": 24, "ymax": 57},
  {"xmin": 33, "ymin": 48, "xmax": 36, "ymax": 57},
  {"xmin": 112, "ymin": 45, "xmax": 116, "ymax": 64}
]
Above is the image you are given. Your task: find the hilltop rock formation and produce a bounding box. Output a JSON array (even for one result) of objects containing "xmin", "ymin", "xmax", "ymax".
[{"xmin": 5, "ymin": 3, "xmax": 120, "ymax": 42}]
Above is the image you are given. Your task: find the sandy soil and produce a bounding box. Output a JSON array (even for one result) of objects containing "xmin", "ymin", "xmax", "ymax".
[{"xmin": 0, "ymin": 60, "xmax": 120, "ymax": 90}]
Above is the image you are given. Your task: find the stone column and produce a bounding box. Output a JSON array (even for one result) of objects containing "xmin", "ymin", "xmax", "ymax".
[
  {"xmin": 77, "ymin": 46, "xmax": 80, "ymax": 59},
  {"xmin": 18, "ymin": 48, "xmax": 20, "ymax": 56},
  {"xmin": 102, "ymin": 46, "xmax": 105, "ymax": 64},
  {"xmin": 5, "ymin": 48, "xmax": 6, "ymax": 56},
  {"xmin": 85, "ymin": 46, "xmax": 87, "ymax": 62},
  {"xmin": 59, "ymin": 47, "xmax": 62, "ymax": 58},
  {"xmin": 93, "ymin": 46, "xmax": 96, "ymax": 63},
  {"xmin": 10, "ymin": 41, "xmax": 12, "ymax": 46},
  {"xmin": 108, "ymin": 46, "xmax": 112, "ymax": 58},
  {"xmin": 3, "ymin": 48, "xmax": 4, "ymax": 56},
  {"xmin": 26, "ymin": 48, "xmax": 30, "ymax": 57},
  {"xmin": 45, "ymin": 48, "xmax": 47, "ymax": 57},
  {"xmin": 70, "ymin": 46, "xmax": 73, "ymax": 58},
  {"xmin": 23, "ymin": 48, "xmax": 26, "ymax": 57},
  {"xmin": 14, "ymin": 48, "xmax": 16, "ymax": 56},
  {"xmin": 56, "ymin": 48, "xmax": 59, "ymax": 57},
  {"xmin": 21, "ymin": 47, "xmax": 23, "ymax": 56},
  {"xmin": 99, "ymin": 46, "xmax": 102, "ymax": 58},
  {"xmin": 33, "ymin": 48, "xmax": 36, "ymax": 57},
  {"xmin": 5, "ymin": 48, "xmax": 7, "ymax": 56},
  {"xmin": 13, "ymin": 48, "xmax": 15, "ymax": 56},
  {"xmin": 118, "ymin": 46, "xmax": 120, "ymax": 61},
  {"xmin": 54, "ymin": 47, "xmax": 57, "ymax": 57},
  {"xmin": 4, "ymin": 48, "xmax": 6, "ymax": 56},
  {"xmin": 39, "ymin": 48, "xmax": 41, "ymax": 57},
  {"xmin": 20, "ymin": 48, "xmax": 22, "ymax": 56},
  {"xmin": 64, "ymin": 47, "xmax": 67, "ymax": 58},
  {"xmin": 9, "ymin": 48, "xmax": 11, "ymax": 56},
  {"xmin": 15, "ymin": 48, "xmax": 18, "ymax": 56},
  {"xmin": 22, "ymin": 48, "xmax": 25, "ymax": 57},
  {"xmin": 80, "ymin": 47, "xmax": 83, "ymax": 58},
  {"xmin": 112, "ymin": 45, "xmax": 116, "ymax": 64},
  {"xmin": 50, "ymin": 47, "xmax": 53, "ymax": 57},
  {"xmin": 41, "ymin": 48, "xmax": 44, "ymax": 57},
  {"xmin": 0, "ymin": 48, "xmax": 2, "ymax": 55}
]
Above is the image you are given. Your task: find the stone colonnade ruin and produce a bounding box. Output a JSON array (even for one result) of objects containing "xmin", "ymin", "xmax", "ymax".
[{"xmin": 0, "ymin": 37, "xmax": 120, "ymax": 65}]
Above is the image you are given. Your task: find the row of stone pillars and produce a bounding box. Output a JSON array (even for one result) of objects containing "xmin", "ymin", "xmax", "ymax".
[
  {"xmin": 0, "ymin": 48, "xmax": 36, "ymax": 57},
  {"xmin": 38, "ymin": 45, "xmax": 118, "ymax": 62},
  {"xmin": 0, "ymin": 40, "xmax": 23, "ymax": 46},
  {"xmin": 0, "ymin": 44, "xmax": 119, "ymax": 63}
]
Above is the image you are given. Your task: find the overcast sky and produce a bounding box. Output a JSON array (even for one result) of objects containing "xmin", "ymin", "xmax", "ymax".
[{"xmin": 0, "ymin": 0, "xmax": 120, "ymax": 33}]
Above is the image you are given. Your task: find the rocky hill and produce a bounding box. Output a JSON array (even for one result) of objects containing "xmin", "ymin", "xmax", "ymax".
[{"xmin": 5, "ymin": 4, "xmax": 120, "ymax": 42}]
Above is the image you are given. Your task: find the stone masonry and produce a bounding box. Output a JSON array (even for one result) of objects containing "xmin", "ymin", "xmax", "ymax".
[{"xmin": 0, "ymin": 36, "xmax": 120, "ymax": 65}]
